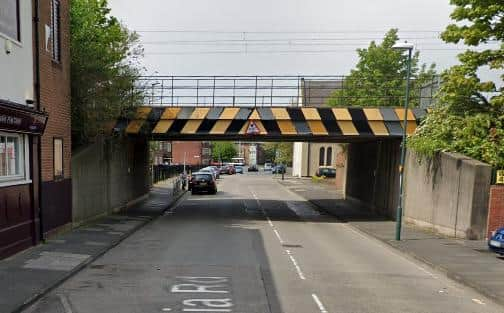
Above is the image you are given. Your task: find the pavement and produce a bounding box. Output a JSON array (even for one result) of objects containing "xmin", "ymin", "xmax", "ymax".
[
  {"xmin": 0, "ymin": 179, "xmax": 185, "ymax": 313},
  {"xmin": 18, "ymin": 173, "xmax": 504, "ymax": 313},
  {"xmin": 277, "ymin": 176, "xmax": 504, "ymax": 308}
]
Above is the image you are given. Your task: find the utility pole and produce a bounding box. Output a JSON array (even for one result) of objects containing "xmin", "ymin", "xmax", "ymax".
[
  {"xmin": 392, "ymin": 42, "xmax": 414, "ymax": 241},
  {"xmin": 183, "ymin": 151, "xmax": 186, "ymax": 175}
]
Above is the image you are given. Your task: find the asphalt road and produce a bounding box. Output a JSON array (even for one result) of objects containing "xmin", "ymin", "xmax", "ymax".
[{"xmin": 24, "ymin": 173, "xmax": 504, "ymax": 313}]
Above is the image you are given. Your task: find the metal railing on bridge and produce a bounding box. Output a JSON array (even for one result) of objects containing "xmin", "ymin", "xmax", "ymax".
[{"xmin": 135, "ymin": 75, "xmax": 439, "ymax": 108}]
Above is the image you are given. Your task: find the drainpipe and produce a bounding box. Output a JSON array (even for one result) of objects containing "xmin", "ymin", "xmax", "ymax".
[
  {"xmin": 306, "ymin": 142, "xmax": 311, "ymax": 177},
  {"xmin": 33, "ymin": 0, "xmax": 45, "ymax": 241}
]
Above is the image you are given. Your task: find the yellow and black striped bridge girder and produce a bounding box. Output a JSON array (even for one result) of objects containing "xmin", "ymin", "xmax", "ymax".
[{"xmin": 118, "ymin": 106, "xmax": 427, "ymax": 142}]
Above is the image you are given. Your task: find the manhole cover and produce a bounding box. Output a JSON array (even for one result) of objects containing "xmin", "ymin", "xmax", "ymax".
[
  {"xmin": 441, "ymin": 242, "xmax": 458, "ymax": 246},
  {"xmin": 282, "ymin": 244, "xmax": 303, "ymax": 248}
]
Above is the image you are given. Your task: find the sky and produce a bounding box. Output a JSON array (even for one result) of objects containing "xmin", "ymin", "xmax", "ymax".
[{"xmin": 107, "ymin": 0, "xmax": 498, "ymax": 78}]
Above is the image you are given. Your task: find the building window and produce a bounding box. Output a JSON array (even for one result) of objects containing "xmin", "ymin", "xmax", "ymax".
[
  {"xmin": 51, "ymin": 0, "xmax": 61, "ymax": 62},
  {"xmin": 0, "ymin": 0, "xmax": 20, "ymax": 41},
  {"xmin": 319, "ymin": 147, "xmax": 325, "ymax": 166},
  {"xmin": 326, "ymin": 147, "xmax": 332, "ymax": 166},
  {"xmin": 160, "ymin": 141, "xmax": 171, "ymax": 152},
  {"xmin": 0, "ymin": 133, "xmax": 27, "ymax": 182},
  {"xmin": 54, "ymin": 138, "xmax": 63, "ymax": 179}
]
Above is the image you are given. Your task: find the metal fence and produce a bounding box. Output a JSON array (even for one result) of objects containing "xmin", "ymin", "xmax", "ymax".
[
  {"xmin": 135, "ymin": 75, "xmax": 439, "ymax": 107},
  {"xmin": 152, "ymin": 164, "xmax": 205, "ymax": 185}
]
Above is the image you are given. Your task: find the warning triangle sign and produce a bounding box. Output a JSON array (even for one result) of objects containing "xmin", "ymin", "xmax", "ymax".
[{"xmin": 246, "ymin": 121, "xmax": 260, "ymax": 135}]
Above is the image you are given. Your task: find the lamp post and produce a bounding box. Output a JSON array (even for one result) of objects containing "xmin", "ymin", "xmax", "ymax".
[{"xmin": 392, "ymin": 42, "xmax": 414, "ymax": 241}]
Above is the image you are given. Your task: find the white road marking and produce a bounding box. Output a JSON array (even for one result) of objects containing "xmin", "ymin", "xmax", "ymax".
[
  {"xmin": 250, "ymin": 188, "xmax": 308, "ymax": 281},
  {"xmin": 285, "ymin": 249, "xmax": 306, "ymax": 280},
  {"xmin": 472, "ymin": 298, "xmax": 486, "ymax": 305},
  {"xmin": 162, "ymin": 308, "xmax": 172, "ymax": 312},
  {"xmin": 312, "ymin": 294, "xmax": 329, "ymax": 313},
  {"xmin": 275, "ymin": 178, "xmax": 446, "ymax": 285},
  {"xmin": 273, "ymin": 229, "xmax": 285, "ymax": 244}
]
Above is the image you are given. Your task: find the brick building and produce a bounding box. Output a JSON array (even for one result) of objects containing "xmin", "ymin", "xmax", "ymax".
[
  {"xmin": 487, "ymin": 185, "xmax": 504, "ymax": 239},
  {"xmin": 151, "ymin": 141, "xmax": 172, "ymax": 165},
  {"xmin": 36, "ymin": 0, "xmax": 72, "ymax": 236},
  {"xmin": 172, "ymin": 141, "xmax": 211, "ymax": 166}
]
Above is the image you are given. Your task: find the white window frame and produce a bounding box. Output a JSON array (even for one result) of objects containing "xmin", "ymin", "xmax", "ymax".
[
  {"xmin": 0, "ymin": 132, "xmax": 31, "ymax": 187},
  {"xmin": 53, "ymin": 137, "xmax": 64, "ymax": 179},
  {"xmin": 0, "ymin": 0, "xmax": 21, "ymax": 44}
]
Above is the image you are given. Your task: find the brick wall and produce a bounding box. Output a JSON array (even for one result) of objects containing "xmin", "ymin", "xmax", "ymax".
[
  {"xmin": 38, "ymin": 0, "xmax": 71, "ymax": 182},
  {"xmin": 172, "ymin": 141, "xmax": 203, "ymax": 166},
  {"xmin": 37, "ymin": 0, "xmax": 72, "ymax": 234},
  {"xmin": 487, "ymin": 185, "xmax": 504, "ymax": 239}
]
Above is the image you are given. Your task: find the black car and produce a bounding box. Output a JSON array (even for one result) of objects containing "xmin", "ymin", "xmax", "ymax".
[
  {"xmin": 272, "ymin": 164, "xmax": 286, "ymax": 174},
  {"xmin": 248, "ymin": 165, "xmax": 258, "ymax": 172},
  {"xmin": 189, "ymin": 172, "xmax": 217, "ymax": 194},
  {"xmin": 315, "ymin": 166, "xmax": 336, "ymax": 178}
]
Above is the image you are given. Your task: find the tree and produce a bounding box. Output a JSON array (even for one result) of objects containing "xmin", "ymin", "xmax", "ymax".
[
  {"xmin": 71, "ymin": 0, "xmax": 144, "ymax": 148},
  {"xmin": 409, "ymin": 0, "xmax": 504, "ymax": 168},
  {"xmin": 211, "ymin": 142, "xmax": 237, "ymax": 162},
  {"xmin": 263, "ymin": 142, "xmax": 293, "ymax": 165},
  {"xmin": 326, "ymin": 29, "xmax": 436, "ymax": 107}
]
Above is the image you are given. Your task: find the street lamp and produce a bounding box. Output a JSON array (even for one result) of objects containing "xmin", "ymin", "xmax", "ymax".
[{"xmin": 392, "ymin": 41, "xmax": 414, "ymax": 241}]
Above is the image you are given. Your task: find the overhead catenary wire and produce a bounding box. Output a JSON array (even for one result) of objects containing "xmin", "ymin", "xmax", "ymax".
[
  {"xmin": 140, "ymin": 37, "xmax": 449, "ymax": 44},
  {"xmin": 134, "ymin": 29, "xmax": 444, "ymax": 34},
  {"xmin": 132, "ymin": 29, "xmax": 499, "ymax": 59},
  {"xmin": 143, "ymin": 48, "xmax": 493, "ymax": 55}
]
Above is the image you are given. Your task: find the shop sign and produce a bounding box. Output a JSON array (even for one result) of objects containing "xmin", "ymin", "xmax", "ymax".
[{"xmin": 0, "ymin": 104, "xmax": 47, "ymax": 135}]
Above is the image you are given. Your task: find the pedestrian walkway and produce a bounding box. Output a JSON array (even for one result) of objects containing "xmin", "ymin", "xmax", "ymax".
[
  {"xmin": 278, "ymin": 176, "xmax": 504, "ymax": 306},
  {"xmin": 0, "ymin": 179, "xmax": 185, "ymax": 313}
]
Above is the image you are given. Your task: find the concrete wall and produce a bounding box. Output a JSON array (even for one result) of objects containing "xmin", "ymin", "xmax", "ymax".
[
  {"xmin": 292, "ymin": 142, "xmax": 308, "ymax": 177},
  {"xmin": 72, "ymin": 136, "xmax": 150, "ymax": 225},
  {"xmin": 345, "ymin": 140, "xmax": 401, "ymax": 218},
  {"xmin": 0, "ymin": 0, "xmax": 34, "ymax": 105},
  {"xmin": 404, "ymin": 152, "xmax": 492, "ymax": 239}
]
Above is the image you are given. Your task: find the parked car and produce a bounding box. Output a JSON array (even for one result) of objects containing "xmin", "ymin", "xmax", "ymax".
[
  {"xmin": 219, "ymin": 165, "xmax": 229, "ymax": 174},
  {"xmin": 199, "ymin": 167, "xmax": 217, "ymax": 180},
  {"xmin": 315, "ymin": 166, "xmax": 336, "ymax": 178},
  {"xmin": 204, "ymin": 166, "xmax": 220, "ymax": 179},
  {"xmin": 263, "ymin": 162, "xmax": 273, "ymax": 171},
  {"xmin": 272, "ymin": 164, "xmax": 286, "ymax": 174},
  {"xmin": 189, "ymin": 172, "xmax": 217, "ymax": 194},
  {"xmin": 248, "ymin": 165, "xmax": 258, "ymax": 172},
  {"xmin": 220, "ymin": 164, "xmax": 236, "ymax": 175},
  {"xmin": 235, "ymin": 166, "xmax": 244, "ymax": 174},
  {"xmin": 488, "ymin": 227, "xmax": 504, "ymax": 255}
]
